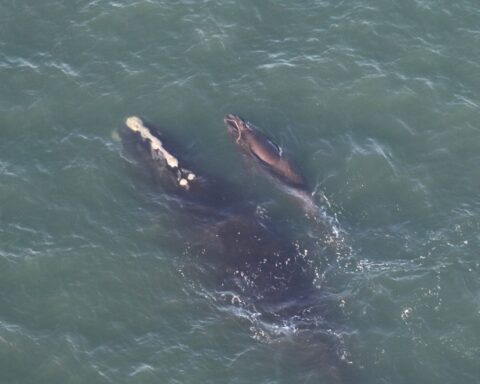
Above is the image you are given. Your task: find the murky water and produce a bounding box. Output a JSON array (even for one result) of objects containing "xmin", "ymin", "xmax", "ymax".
[{"xmin": 1, "ymin": 1, "xmax": 480, "ymax": 383}]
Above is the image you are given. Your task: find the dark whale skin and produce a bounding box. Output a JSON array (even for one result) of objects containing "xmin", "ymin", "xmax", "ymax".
[
  {"xmin": 118, "ymin": 115, "xmax": 344, "ymax": 383},
  {"xmin": 224, "ymin": 114, "xmax": 308, "ymax": 191}
]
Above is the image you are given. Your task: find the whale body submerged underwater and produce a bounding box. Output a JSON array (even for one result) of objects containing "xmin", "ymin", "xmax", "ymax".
[{"xmin": 118, "ymin": 115, "xmax": 345, "ymax": 383}]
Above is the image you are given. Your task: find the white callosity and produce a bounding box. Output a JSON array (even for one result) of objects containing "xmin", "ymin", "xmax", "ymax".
[
  {"xmin": 125, "ymin": 116, "xmax": 196, "ymax": 188},
  {"xmin": 125, "ymin": 116, "xmax": 179, "ymax": 168}
]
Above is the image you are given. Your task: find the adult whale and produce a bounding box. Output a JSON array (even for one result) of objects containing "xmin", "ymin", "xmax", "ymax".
[
  {"xmin": 118, "ymin": 115, "xmax": 325, "ymax": 313},
  {"xmin": 118, "ymin": 115, "xmax": 344, "ymax": 383},
  {"xmin": 118, "ymin": 115, "xmax": 325, "ymax": 319}
]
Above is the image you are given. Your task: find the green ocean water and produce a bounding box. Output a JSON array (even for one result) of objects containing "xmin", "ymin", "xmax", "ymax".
[{"xmin": 1, "ymin": 1, "xmax": 480, "ymax": 383}]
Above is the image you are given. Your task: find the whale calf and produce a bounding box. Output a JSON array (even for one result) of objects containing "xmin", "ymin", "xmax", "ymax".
[
  {"xmin": 224, "ymin": 114, "xmax": 308, "ymax": 191},
  {"xmin": 223, "ymin": 113, "xmax": 327, "ymax": 219}
]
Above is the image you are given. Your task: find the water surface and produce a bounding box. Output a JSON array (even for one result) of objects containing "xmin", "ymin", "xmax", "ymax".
[{"xmin": 1, "ymin": 1, "xmax": 480, "ymax": 383}]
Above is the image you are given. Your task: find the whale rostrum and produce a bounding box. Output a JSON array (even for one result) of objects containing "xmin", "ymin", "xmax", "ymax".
[{"xmin": 125, "ymin": 116, "xmax": 196, "ymax": 189}]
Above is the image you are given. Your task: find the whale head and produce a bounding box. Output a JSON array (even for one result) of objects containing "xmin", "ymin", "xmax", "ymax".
[{"xmin": 224, "ymin": 114, "xmax": 253, "ymax": 144}]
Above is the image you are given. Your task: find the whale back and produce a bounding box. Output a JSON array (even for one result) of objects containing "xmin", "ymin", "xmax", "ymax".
[{"xmin": 225, "ymin": 114, "xmax": 308, "ymax": 191}]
